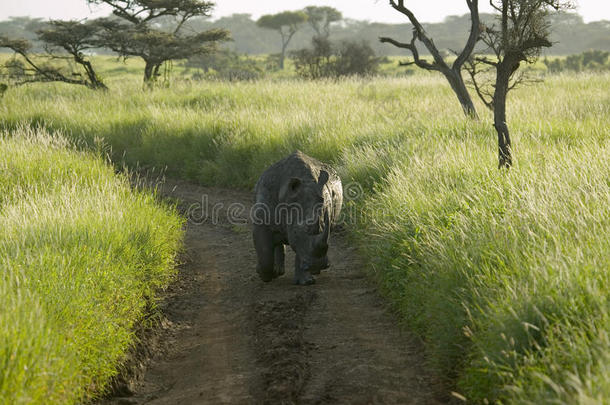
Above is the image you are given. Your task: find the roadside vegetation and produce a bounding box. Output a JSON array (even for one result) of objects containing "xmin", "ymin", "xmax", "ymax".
[{"xmin": 0, "ymin": 128, "xmax": 183, "ymax": 404}]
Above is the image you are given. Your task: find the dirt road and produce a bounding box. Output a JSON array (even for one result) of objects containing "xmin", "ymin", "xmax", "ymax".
[{"xmin": 102, "ymin": 179, "xmax": 450, "ymax": 405}]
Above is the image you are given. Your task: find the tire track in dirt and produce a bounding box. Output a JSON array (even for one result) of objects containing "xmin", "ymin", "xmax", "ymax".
[{"xmin": 100, "ymin": 179, "xmax": 451, "ymax": 405}]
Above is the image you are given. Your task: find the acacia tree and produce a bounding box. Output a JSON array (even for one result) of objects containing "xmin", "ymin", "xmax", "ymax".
[
  {"xmin": 379, "ymin": 0, "xmax": 481, "ymax": 118},
  {"xmin": 0, "ymin": 20, "xmax": 106, "ymax": 89},
  {"xmin": 88, "ymin": 0, "xmax": 229, "ymax": 86},
  {"xmin": 38, "ymin": 20, "xmax": 107, "ymax": 89},
  {"xmin": 466, "ymin": 0, "xmax": 574, "ymax": 168},
  {"xmin": 303, "ymin": 6, "xmax": 342, "ymax": 38},
  {"xmin": 94, "ymin": 18, "xmax": 228, "ymax": 84},
  {"xmin": 257, "ymin": 11, "xmax": 308, "ymax": 69}
]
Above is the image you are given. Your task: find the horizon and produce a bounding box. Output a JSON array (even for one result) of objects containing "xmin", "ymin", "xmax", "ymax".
[{"xmin": 1, "ymin": 0, "xmax": 610, "ymax": 24}]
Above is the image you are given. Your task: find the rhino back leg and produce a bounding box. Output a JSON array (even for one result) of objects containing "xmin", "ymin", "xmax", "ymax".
[
  {"xmin": 253, "ymin": 225, "xmax": 274, "ymax": 282},
  {"xmin": 274, "ymin": 244, "xmax": 285, "ymax": 277}
]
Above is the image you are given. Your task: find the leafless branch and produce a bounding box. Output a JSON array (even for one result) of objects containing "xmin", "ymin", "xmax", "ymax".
[
  {"xmin": 464, "ymin": 57, "xmax": 494, "ymax": 109},
  {"xmin": 398, "ymin": 60, "xmax": 416, "ymax": 67},
  {"xmin": 386, "ymin": 0, "xmax": 449, "ymax": 69},
  {"xmin": 453, "ymin": 0, "xmax": 480, "ymax": 70},
  {"xmin": 380, "ymin": 29, "xmax": 438, "ymax": 71}
]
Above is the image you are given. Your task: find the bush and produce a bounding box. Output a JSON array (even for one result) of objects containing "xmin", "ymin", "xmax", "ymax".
[
  {"xmin": 291, "ymin": 36, "xmax": 334, "ymax": 79},
  {"xmin": 185, "ymin": 50, "xmax": 264, "ymax": 81},
  {"xmin": 292, "ymin": 36, "xmax": 379, "ymax": 79},
  {"xmin": 333, "ymin": 40, "xmax": 379, "ymax": 77},
  {"xmin": 264, "ymin": 53, "xmax": 283, "ymax": 72}
]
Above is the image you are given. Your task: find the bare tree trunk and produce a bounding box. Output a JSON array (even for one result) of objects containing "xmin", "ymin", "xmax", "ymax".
[
  {"xmin": 444, "ymin": 68, "xmax": 478, "ymax": 118},
  {"xmin": 279, "ymin": 42, "xmax": 287, "ymax": 69},
  {"xmin": 278, "ymin": 30, "xmax": 297, "ymax": 70},
  {"xmin": 493, "ymin": 67, "xmax": 512, "ymax": 169},
  {"xmin": 143, "ymin": 61, "xmax": 171, "ymax": 88},
  {"xmin": 143, "ymin": 61, "xmax": 155, "ymax": 88},
  {"xmin": 153, "ymin": 63, "xmax": 162, "ymax": 79},
  {"xmin": 79, "ymin": 57, "xmax": 107, "ymax": 90}
]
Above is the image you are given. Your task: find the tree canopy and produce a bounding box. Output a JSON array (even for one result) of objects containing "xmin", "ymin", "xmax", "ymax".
[
  {"xmin": 88, "ymin": 0, "xmax": 216, "ymax": 28},
  {"xmin": 257, "ymin": 11, "xmax": 308, "ymax": 32},
  {"xmin": 95, "ymin": 17, "xmax": 228, "ymax": 82},
  {"xmin": 37, "ymin": 20, "xmax": 107, "ymax": 88},
  {"xmin": 88, "ymin": 0, "xmax": 229, "ymax": 85},
  {"xmin": 257, "ymin": 11, "xmax": 308, "ymax": 69},
  {"xmin": 303, "ymin": 6, "xmax": 342, "ymax": 37}
]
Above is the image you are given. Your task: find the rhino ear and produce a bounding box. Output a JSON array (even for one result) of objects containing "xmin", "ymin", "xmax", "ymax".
[
  {"xmin": 279, "ymin": 177, "xmax": 301, "ymax": 201},
  {"xmin": 318, "ymin": 170, "xmax": 329, "ymax": 187}
]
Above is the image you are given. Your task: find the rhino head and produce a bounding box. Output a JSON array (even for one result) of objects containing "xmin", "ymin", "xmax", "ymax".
[{"xmin": 279, "ymin": 170, "xmax": 332, "ymax": 274}]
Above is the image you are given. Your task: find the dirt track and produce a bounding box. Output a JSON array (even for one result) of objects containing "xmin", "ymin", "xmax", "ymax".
[{"xmin": 101, "ymin": 179, "xmax": 451, "ymax": 405}]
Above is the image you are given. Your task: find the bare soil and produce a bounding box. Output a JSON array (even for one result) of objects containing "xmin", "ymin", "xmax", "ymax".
[{"xmin": 100, "ymin": 178, "xmax": 452, "ymax": 405}]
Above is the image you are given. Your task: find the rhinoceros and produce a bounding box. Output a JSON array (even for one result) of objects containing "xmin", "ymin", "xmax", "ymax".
[{"xmin": 252, "ymin": 151, "xmax": 342, "ymax": 285}]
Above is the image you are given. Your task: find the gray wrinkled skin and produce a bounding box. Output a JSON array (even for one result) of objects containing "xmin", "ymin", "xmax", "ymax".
[{"xmin": 253, "ymin": 151, "xmax": 343, "ymax": 285}]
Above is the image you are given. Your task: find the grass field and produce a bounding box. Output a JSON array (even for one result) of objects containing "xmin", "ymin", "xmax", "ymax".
[
  {"xmin": 1, "ymin": 65, "xmax": 608, "ymax": 403},
  {"xmin": 0, "ymin": 128, "xmax": 183, "ymax": 404}
]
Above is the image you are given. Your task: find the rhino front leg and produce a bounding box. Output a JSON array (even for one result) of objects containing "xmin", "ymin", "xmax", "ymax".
[
  {"xmin": 274, "ymin": 244, "xmax": 285, "ymax": 277},
  {"xmin": 253, "ymin": 225, "xmax": 274, "ymax": 282},
  {"xmin": 294, "ymin": 254, "xmax": 316, "ymax": 286}
]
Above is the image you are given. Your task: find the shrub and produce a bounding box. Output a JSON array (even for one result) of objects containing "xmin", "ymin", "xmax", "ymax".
[
  {"xmin": 292, "ymin": 36, "xmax": 379, "ymax": 79},
  {"xmin": 185, "ymin": 50, "xmax": 264, "ymax": 81},
  {"xmin": 333, "ymin": 40, "xmax": 379, "ymax": 77}
]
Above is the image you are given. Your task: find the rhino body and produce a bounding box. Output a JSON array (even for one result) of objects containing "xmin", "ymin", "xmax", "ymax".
[{"xmin": 252, "ymin": 151, "xmax": 343, "ymax": 285}]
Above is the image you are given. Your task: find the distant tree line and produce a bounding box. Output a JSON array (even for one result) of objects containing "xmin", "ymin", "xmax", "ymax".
[
  {"xmin": 134, "ymin": 11, "xmax": 609, "ymax": 56},
  {"xmin": 1, "ymin": 11, "xmax": 608, "ymax": 58},
  {"xmin": 183, "ymin": 6, "xmax": 379, "ymax": 80},
  {"xmin": 543, "ymin": 49, "xmax": 610, "ymax": 72}
]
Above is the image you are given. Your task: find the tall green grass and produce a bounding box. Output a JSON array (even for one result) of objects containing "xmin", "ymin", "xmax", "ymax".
[
  {"xmin": 0, "ymin": 128, "xmax": 183, "ymax": 404},
  {"xmin": 1, "ymin": 72, "xmax": 608, "ymax": 403},
  {"xmin": 358, "ymin": 137, "xmax": 610, "ymax": 402}
]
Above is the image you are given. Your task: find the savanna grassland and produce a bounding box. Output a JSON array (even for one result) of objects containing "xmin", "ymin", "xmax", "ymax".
[{"xmin": 1, "ymin": 56, "xmax": 609, "ymax": 403}]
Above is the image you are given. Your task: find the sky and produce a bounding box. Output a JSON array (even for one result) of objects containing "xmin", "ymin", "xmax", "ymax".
[{"xmin": 1, "ymin": 0, "xmax": 610, "ymax": 23}]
